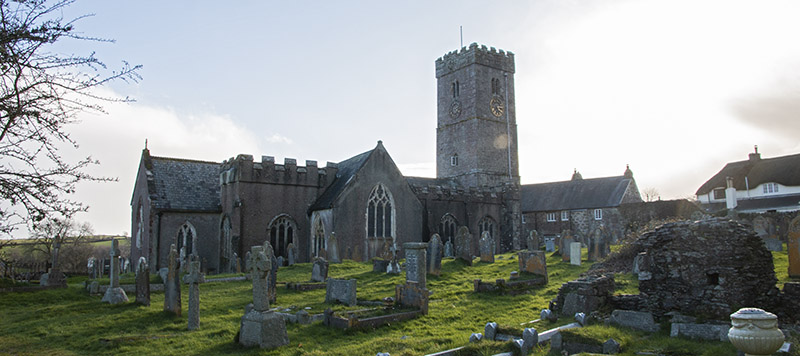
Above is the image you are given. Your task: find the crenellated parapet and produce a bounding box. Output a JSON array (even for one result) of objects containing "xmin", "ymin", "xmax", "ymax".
[
  {"xmin": 220, "ymin": 154, "xmax": 338, "ymax": 188},
  {"xmin": 435, "ymin": 42, "xmax": 515, "ymax": 78},
  {"xmin": 410, "ymin": 182, "xmax": 504, "ymax": 204}
]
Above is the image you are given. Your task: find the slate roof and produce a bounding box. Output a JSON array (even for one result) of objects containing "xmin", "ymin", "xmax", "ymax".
[
  {"xmin": 148, "ymin": 156, "xmax": 221, "ymax": 212},
  {"xmin": 521, "ymin": 176, "xmax": 633, "ymax": 212},
  {"xmin": 308, "ymin": 149, "xmax": 373, "ymax": 212},
  {"xmin": 696, "ymin": 153, "xmax": 800, "ymax": 195}
]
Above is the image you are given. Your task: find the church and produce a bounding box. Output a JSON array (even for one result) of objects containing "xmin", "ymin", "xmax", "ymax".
[{"xmin": 130, "ymin": 43, "xmax": 636, "ymax": 273}]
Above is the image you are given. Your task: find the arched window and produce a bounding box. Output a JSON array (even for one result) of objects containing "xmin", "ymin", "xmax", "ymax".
[
  {"xmin": 367, "ymin": 184, "xmax": 394, "ymax": 239},
  {"xmin": 177, "ymin": 222, "xmax": 197, "ymax": 269},
  {"xmin": 220, "ymin": 215, "xmax": 232, "ymax": 267},
  {"xmin": 269, "ymin": 214, "xmax": 296, "ymax": 258},
  {"xmin": 439, "ymin": 214, "xmax": 458, "ymax": 244},
  {"xmin": 135, "ymin": 203, "xmax": 143, "ymax": 249},
  {"xmin": 312, "ymin": 215, "xmax": 326, "ymax": 257},
  {"xmin": 479, "ymin": 216, "xmax": 496, "ymax": 240}
]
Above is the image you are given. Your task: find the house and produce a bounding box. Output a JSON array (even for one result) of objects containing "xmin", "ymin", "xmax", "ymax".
[{"xmin": 695, "ymin": 147, "xmax": 800, "ymax": 213}]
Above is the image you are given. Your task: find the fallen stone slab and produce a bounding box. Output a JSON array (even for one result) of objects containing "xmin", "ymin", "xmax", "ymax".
[
  {"xmin": 670, "ymin": 322, "xmax": 730, "ymax": 342},
  {"xmin": 608, "ymin": 309, "xmax": 659, "ymax": 333}
]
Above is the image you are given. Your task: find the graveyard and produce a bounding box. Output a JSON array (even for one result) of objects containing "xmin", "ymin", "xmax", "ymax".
[{"xmin": 1, "ymin": 236, "xmax": 798, "ymax": 356}]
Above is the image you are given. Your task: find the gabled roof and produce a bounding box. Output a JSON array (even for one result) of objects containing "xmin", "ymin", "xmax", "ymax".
[
  {"xmin": 696, "ymin": 152, "xmax": 800, "ymax": 195},
  {"xmin": 147, "ymin": 154, "xmax": 221, "ymax": 212},
  {"xmin": 308, "ymin": 149, "xmax": 373, "ymax": 212},
  {"xmin": 521, "ymin": 176, "xmax": 633, "ymax": 212}
]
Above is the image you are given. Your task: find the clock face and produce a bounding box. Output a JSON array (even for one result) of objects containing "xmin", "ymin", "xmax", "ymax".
[
  {"xmin": 490, "ymin": 96, "xmax": 504, "ymax": 117},
  {"xmin": 449, "ymin": 100, "xmax": 462, "ymax": 119}
]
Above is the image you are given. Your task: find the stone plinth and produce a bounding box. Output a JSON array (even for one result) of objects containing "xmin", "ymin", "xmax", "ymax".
[{"xmin": 239, "ymin": 309, "xmax": 289, "ymax": 349}]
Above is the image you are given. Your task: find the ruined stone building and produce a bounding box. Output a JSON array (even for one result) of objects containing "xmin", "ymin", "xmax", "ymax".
[{"xmin": 131, "ymin": 43, "xmax": 525, "ymax": 273}]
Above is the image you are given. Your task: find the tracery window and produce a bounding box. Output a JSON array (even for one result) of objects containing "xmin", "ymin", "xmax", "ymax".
[
  {"xmin": 177, "ymin": 222, "xmax": 197, "ymax": 269},
  {"xmin": 269, "ymin": 214, "xmax": 296, "ymax": 258},
  {"xmin": 367, "ymin": 184, "xmax": 394, "ymax": 239},
  {"xmin": 221, "ymin": 215, "xmax": 232, "ymax": 262},
  {"xmin": 438, "ymin": 214, "xmax": 458, "ymax": 244},
  {"xmin": 479, "ymin": 216, "xmax": 496, "ymax": 240},
  {"xmin": 312, "ymin": 215, "xmax": 326, "ymax": 257}
]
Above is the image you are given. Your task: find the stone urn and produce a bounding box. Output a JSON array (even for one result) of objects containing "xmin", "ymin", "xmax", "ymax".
[{"xmin": 728, "ymin": 308, "xmax": 784, "ymax": 356}]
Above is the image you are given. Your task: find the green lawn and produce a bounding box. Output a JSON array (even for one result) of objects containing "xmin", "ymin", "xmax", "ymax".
[{"xmin": 0, "ymin": 246, "xmax": 792, "ymax": 356}]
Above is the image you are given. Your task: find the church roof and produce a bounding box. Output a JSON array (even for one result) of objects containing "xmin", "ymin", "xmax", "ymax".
[
  {"xmin": 695, "ymin": 152, "xmax": 800, "ymax": 195},
  {"xmin": 308, "ymin": 148, "xmax": 373, "ymax": 212},
  {"xmin": 148, "ymin": 155, "xmax": 221, "ymax": 212},
  {"xmin": 521, "ymin": 176, "xmax": 633, "ymax": 212}
]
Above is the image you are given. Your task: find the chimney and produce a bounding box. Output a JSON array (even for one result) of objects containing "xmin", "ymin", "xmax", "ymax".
[
  {"xmin": 725, "ymin": 177, "xmax": 737, "ymax": 210},
  {"xmin": 749, "ymin": 145, "xmax": 761, "ymax": 163}
]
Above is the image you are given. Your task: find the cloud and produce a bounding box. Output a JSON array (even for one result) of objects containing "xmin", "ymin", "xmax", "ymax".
[
  {"xmin": 731, "ymin": 84, "xmax": 800, "ymax": 140},
  {"xmin": 265, "ymin": 134, "xmax": 293, "ymax": 145}
]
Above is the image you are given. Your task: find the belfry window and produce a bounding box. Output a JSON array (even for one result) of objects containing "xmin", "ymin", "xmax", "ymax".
[
  {"xmin": 491, "ymin": 78, "xmax": 500, "ymax": 95},
  {"xmin": 367, "ymin": 184, "xmax": 394, "ymax": 239},
  {"xmin": 452, "ymin": 80, "xmax": 460, "ymax": 98},
  {"xmin": 450, "ymin": 154, "xmax": 459, "ymax": 166}
]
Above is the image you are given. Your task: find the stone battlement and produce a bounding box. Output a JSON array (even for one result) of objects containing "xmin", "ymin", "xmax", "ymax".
[
  {"xmin": 411, "ymin": 183, "xmax": 503, "ymax": 203},
  {"xmin": 221, "ymin": 154, "xmax": 338, "ymax": 187},
  {"xmin": 435, "ymin": 42, "xmax": 515, "ymax": 78}
]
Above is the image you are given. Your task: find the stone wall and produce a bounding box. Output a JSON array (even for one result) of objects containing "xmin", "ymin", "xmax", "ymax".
[
  {"xmin": 636, "ymin": 218, "xmax": 778, "ymax": 319},
  {"xmin": 156, "ymin": 212, "xmax": 220, "ymax": 273}
]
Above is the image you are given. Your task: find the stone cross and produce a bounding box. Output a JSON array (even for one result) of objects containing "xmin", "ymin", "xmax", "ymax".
[
  {"xmin": 183, "ymin": 256, "xmax": 205, "ymax": 330},
  {"xmin": 101, "ymin": 239, "xmax": 129, "ymax": 304},
  {"xmin": 404, "ymin": 243, "xmax": 427, "ymax": 289},
  {"xmin": 264, "ymin": 241, "xmax": 278, "ymax": 304},
  {"xmin": 248, "ymin": 245, "xmax": 272, "ymax": 312},
  {"xmin": 164, "ymin": 243, "xmax": 181, "ymax": 315},
  {"xmin": 135, "ymin": 256, "xmax": 150, "ymax": 306}
]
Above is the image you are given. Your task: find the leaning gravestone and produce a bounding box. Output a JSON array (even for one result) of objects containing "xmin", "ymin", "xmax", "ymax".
[
  {"xmin": 101, "ymin": 239, "xmax": 129, "ymax": 304},
  {"xmin": 239, "ymin": 245, "xmax": 289, "ymax": 348},
  {"xmin": 479, "ymin": 231, "xmax": 495, "ymax": 263},
  {"xmin": 311, "ymin": 257, "xmax": 329, "ymax": 282},
  {"xmin": 444, "ymin": 240, "xmax": 454, "ymax": 258},
  {"xmin": 135, "ymin": 257, "xmax": 150, "ymax": 306},
  {"xmin": 527, "ymin": 230, "xmax": 540, "ymax": 251},
  {"xmin": 427, "ymin": 234, "xmax": 443, "ymax": 276},
  {"xmin": 183, "ymin": 256, "xmax": 205, "ymax": 330},
  {"xmin": 455, "ymin": 226, "xmax": 473, "ymax": 266},
  {"xmin": 325, "ymin": 278, "xmax": 357, "ymax": 306},
  {"xmin": 789, "ymin": 215, "xmax": 800, "ymax": 277},
  {"xmin": 164, "ymin": 244, "xmax": 181, "ymax": 315}
]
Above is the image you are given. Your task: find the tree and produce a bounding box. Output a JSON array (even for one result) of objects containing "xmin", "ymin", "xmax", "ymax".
[
  {"xmin": 0, "ymin": 0, "xmax": 141, "ymax": 237},
  {"xmin": 28, "ymin": 216, "xmax": 92, "ymax": 268},
  {"xmin": 643, "ymin": 187, "xmax": 660, "ymax": 202}
]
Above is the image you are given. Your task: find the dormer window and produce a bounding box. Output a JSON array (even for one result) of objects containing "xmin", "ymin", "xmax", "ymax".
[
  {"xmin": 713, "ymin": 188, "xmax": 726, "ymax": 200},
  {"xmin": 763, "ymin": 183, "xmax": 779, "ymax": 194}
]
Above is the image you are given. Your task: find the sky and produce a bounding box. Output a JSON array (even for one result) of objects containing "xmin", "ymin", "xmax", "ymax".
[{"xmin": 34, "ymin": 0, "xmax": 800, "ymax": 236}]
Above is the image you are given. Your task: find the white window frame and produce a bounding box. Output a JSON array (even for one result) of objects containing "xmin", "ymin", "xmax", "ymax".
[
  {"xmin": 546, "ymin": 212, "xmax": 557, "ymax": 222},
  {"xmin": 594, "ymin": 209, "xmax": 603, "ymax": 220},
  {"xmin": 560, "ymin": 211, "xmax": 569, "ymax": 221},
  {"xmin": 763, "ymin": 183, "xmax": 779, "ymax": 194}
]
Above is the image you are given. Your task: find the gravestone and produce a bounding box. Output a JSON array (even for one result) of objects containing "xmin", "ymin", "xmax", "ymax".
[
  {"xmin": 311, "ymin": 257, "xmax": 329, "ymax": 282},
  {"xmin": 286, "ymin": 243, "xmax": 296, "ymax": 266},
  {"xmin": 264, "ymin": 241, "xmax": 278, "ymax": 304},
  {"xmin": 101, "ymin": 239, "xmax": 129, "ymax": 304},
  {"xmin": 328, "ymin": 232, "xmax": 340, "ymax": 263},
  {"xmin": 444, "ymin": 240, "xmax": 454, "ymax": 258},
  {"xmin": 427, "ymin": 234, "xmax": 443, "ymax": 276},
  {"xmin": 380, "ymin": 239, "xmax": 393, "ymax": 260},
  {"xmin": 570, "ymin": 242, "xmax": 582, "ymax": 266},
  {"xmin": 754, "ymin": 216, "xmax": 783, "ymax": 252},
  {"xmin": 325, "ymin": 278, "xmax": 357, "ymax": 306},
  {"xmin": 479, "ymin": 231, "xmax": 495, "ymax": 263},
  {"xmin": 455, "ymin": 226, "xmax": 473, "ymax": 266},
  {"xmin": 788, "ymin": 216, "xmax": 800, "ymax": 277},
  {"xmin": 518, "ymin": 251, "xmax": 548, "ymax": 282},
  {"xmin": 527, "ymin": 230, "xmax": 540, "ymax": 251},
  {"xmin": 588, "ymin": 227, "xmax": 610, "ymax": 261},
  {"xmin": 234, "ymin": 252, "xmax": 241, "ymax": 273},
  {"xmin": 135, "ymin": 257, "xmax": 150, "ymax": 306},
  {"xmin": 239, "ymin": 245, "xmax": 289, "ymax": 348},
  {"xmin": 544, "ymin": 237, "xmax": 555, "ymax": 252},
  {"xmin": 276, "ymin": 256, "xmax": 284, "ymax": 268},
  {"xmin": 560, "ymin": 231, "xmax": 574, "ymax": 262},
  {"xmin": 87, "ymin": 257, "xmax": 97, "ymax": 279},
  {"xmin": 183, "ymin": 256, "xmax": 205, "ymax": 330},
  {"xmin": 164, "ymin": 244, "xmax": 181, "ymax": 315},
  {"xmin": 244, "ymin": 251, "xmax": 252, "ymax": 279},
  {"xmin": 485, "ymin": 322, "xmax": 498, "ymax": 340},
  {"xmin": 403, "ymin": 243, "xmax": 427, "ymax": 289}
]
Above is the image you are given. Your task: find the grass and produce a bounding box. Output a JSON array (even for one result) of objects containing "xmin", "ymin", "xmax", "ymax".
[{"xmin": 0, "ymin": 246, "xmax": 790, "ymax": 356}]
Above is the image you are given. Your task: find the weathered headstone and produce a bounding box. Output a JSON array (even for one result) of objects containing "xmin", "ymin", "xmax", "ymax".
[
  {"xmin": 286, "ymin": 243, "xmax": 296, "ymax": 266},
  {"xmin": 328, "ymin": 232, "xmax": 340, "ymax": 263},
  {"xmin": 789, "ymin": 216, "xmax": 800, "ymax": 277},
  {"xmin": 444, "ymin": 240, "xmax": 454, "ymax": 257},
  {"xmin": 560, "ymin": 231, "xmax": 574, "ymax": 262},
  {"xmin": 570, "ymin": 242, "xmax": 581, "ymax": 266},
  {"xmin": 239, "ymin": 245, "xmax": 289, "ymax": 348},
  {"xmin": 527, "ymin": 230, "xmax": 540, "ymax": 251},
  {"xmin": 264, "ymin": 241, "xmax": 278, "ymax": 304},
  {"xmin": 234, "ymin": 252, "xmax": 241, "ymax": 273},
  {"xmin": 101, "ymin": 239, "xmax": 129, "ymax": 304},
  {"xmin": 544, "ymin": 237, "xmax": 555, "ymax": 252},
  {"xmin": 135, "ymin": 256, "xmax": 150, "ymax": 306},
  {"xmin": 276, "ymin": 256, "xmax": 284, "ymax": 268},
  {"xmin": 518, "ymin": 250, "xmax": 548, "ymax": 283},
  {"xmin": 479, "ymin": 231, "xmax": 494, "ymax": 263},
  {"xmin": 163, "ymin": 243, "xmax": 181, "ymax": 315},
  {"xmin": 311, "ymin": 257, "xmax": 329, "ymax": 282},
  {"xmin": 455, "ymin": 226, "xmax": 472, "ymax": 266},
  {"xmin": 754, "ymin": 216, "xmax": 783, "ymax": 251},
  {"xmin": 183, "ymin": 256, "xmax": 205, "ymax": 330},
  {"xmin": 404, "ymin": 243, "xmax": 427, "ymax": 289},
  {"xmin": 484, "ymin": 322, "xmax": 498, "ymax": 341},
  {"xmin": 588, "ymin": 227, "xmax": 610, "ymax": 261},
  {"xmin": 325, "ymin": 278, "xmax": 357, "ymax": 306},
  {"xmin": 427, "ymin": 234, "xmax": 443, "ymax": 276}
]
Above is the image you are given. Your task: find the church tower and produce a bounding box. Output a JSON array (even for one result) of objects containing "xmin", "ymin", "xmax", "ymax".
[{"xmin": 435, "ymin": 43, "xmax": 519, "ymax": 187}]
